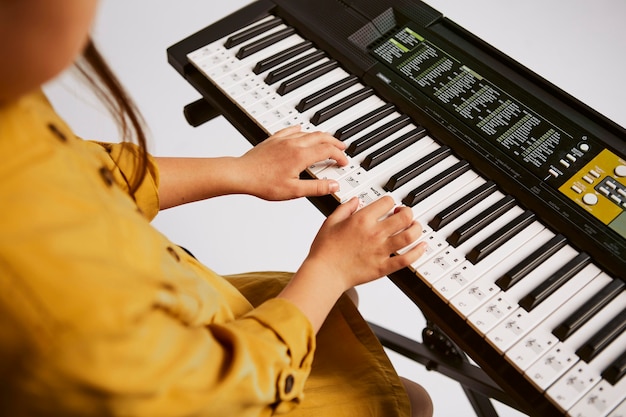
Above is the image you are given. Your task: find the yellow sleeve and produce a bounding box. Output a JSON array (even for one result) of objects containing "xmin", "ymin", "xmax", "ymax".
[{"xmin": 92, "ymin": 140, "xmax": 161, "ymax": 220}]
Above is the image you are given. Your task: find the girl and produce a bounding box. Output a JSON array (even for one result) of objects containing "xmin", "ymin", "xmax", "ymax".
[{"xmin": 0, "ymin": 1, "xmax": 432, "ymax": 416}]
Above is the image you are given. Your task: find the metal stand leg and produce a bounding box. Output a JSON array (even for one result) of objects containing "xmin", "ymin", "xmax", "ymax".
[{"xmin": 368, "ymin": 321, "xmax": 526, "ymax": 417}]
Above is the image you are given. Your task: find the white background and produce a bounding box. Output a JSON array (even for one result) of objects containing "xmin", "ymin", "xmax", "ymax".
[{"xmin": 46, "ymin": 1, "xmax": 626, "ymax": 415}]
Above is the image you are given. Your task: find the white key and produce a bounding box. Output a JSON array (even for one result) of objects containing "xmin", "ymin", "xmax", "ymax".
[
  {"xmin": 607, "ymin": 398, "xmax": 626, "ymax": 417},
  {"xmin": 569, "ymin": 374, "xmax": 626, "ymax": 417},
  {"xmin": 505, "ymin": 272, "xmax": 613, "ymax": 371},
  {"xmin": 486, "ymin": 261, "xmax": 601, "ymax": 353},
  {"xmin": 525, "ymin": 292, "xmax": 626, "ymax": 392},
  {"xmin": 547, "ymin": 326, "xmax": 626, "ymax": 412}
]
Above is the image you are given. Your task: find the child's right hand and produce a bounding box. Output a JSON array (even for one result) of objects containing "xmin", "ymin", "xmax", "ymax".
[{"xmin": 304, "ymin": 195, "xmax": 427, "ymax": 292}]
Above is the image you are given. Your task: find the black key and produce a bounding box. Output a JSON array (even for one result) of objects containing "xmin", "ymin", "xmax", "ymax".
[
  {"xmin": 277, "ymin": 60, "xmax": 339, "ymax": 95},
  {"xmin": 345, "ymin": 113, "xmax": 409, "ymax": 153},
  {"xmin": 384, "ymin": 146, "xmax": 451, "ymax": 192},
  {"xmin": 236, "ymin": 27, "xmax": 296, "ymax": 59},
  {"xmin": 518, "ymin": 252, "xmax": 591, "ymax": 312},
  {"xmin": 466, "ymin": 210, "xmax": 536, "ymax": 264},
  {"xmin": 225, "ymin": 17, "xmax": 283, "ymax": 49},
  {"xmin": 553, "ymin": 279, "xmax": 625, "ymax": 341},
  {"xmin": 446, "ymin": 195, "xmax": 517, "ymax": 247},
  {"xmin": 402, "ymin": 161, "xmax": 471, "ymax": 207},
  {"xmin": 428, "ymin": 181, "xmax": 497, "ymax": 231},
  {"xmin": 296, "ymin": 76, "xmax": 359, "ymax": 112},
  {"xmin": 602, "ymin": 350, "xmax": 626, "ymax": 385},
  {"xmin": 253, "ymin": 41, "xmax": 313, "ymax": 74},
  {"xmin": 310, "ymin": 87, "xmax": 375, "ymax": 126},
  {"xmin": 496, "ymin": 234, "xmax": 568, "ymax": 291},
  {"xmin": 576, "ymin": 307, "xmax": 626, "ymax": 363},
  {"xmin": 335, "ymin": 103, "xmax": 396, "ymax": 142},
  {"xmin": 361, "ymin": 126, "xmax": 427, "ymax": 170},
  {"xmin": 265, "ymin": 50, "xmax": 326, "ymax": 84}
]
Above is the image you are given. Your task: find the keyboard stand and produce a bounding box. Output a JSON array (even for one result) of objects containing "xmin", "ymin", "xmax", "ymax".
[{"xmin": 368, "ymin": 320, "xmax": 528, "ymax": 417}]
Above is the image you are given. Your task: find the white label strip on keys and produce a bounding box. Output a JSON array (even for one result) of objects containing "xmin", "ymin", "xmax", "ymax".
[
  {"xmin": 568, "ymin": 355, "xmax": 626, "ymax": 417},
  {"xmin": 547, "ymin": 316, "xmax": 626, "ymax": 413},
  {"xmin": 525, "ymin": 292, "xmax": 626, "ymax": 393},
  {"xmin": 503, "ymin": 272, "xmax": 613, "ymax": 372},
  {"xmin": 484, "ymin": 240, "xmax": 598, "ymax": 353}
]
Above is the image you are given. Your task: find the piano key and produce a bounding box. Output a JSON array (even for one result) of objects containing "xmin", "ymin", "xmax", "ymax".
[
  {"xmin": 255, "ymin": 79, "xmax": 367, "ymax": 132},
  {"xmin": 518, "ymin": 252, "xmax": 592, "ymax": 311},
  {"xmin": 384, "ymin": 146, "xmax": 451, "ymax": 191},
  {"xmin": 428, "ymin": 180, "xmax": 497, "ymax": 231},
  {"xmin": 525, "ymin": 292, "xmax": 626, "ymax": 392},
  {"xmin": 446, "ymin": 195, "xmax": 517, "ymax": 247},
  {"xmin": 447, "ymin": 236, "xmax": 575, "ymax": 319},
  {"xmin": 546, "ymin": 322, "xmax": 626, "ymax": 411},
  {"xmin": 607, "ymin": 399, "xmax": 626, "ymax": 417},
  {"xmin": 194, "ymin": 34, "xmax": 306, "ymax": 82},
  {"xmin": 553, "ymin": 279, "xmax": 625, "ymax": 342},
  {"xmin": 333, "ymin": 142, "xmax": 447, "ymax": 203},
  {"xmin": 310, "ymin": 87, "xmax": 375, "ymax": 125},
  {"xmin": 236, "ymin": 27, "xmax": 296, "ymax": 59},
  {"xmin": 495, "ymin": 233, "xmax": 568, "ymax": 291},
  {"xmin": 569, "ymin": 374, "xmax": 626, "ymax": 417},
  {"xmin": 361, "ymin": 122, "xmax": 426, "ymax": 170},
  {"xmin": 264, "ymin": 49, "xmax": 326, "ymax": 84},
  {"xmin": 334, "ymin": 103, "xmax": 397, "ymax": 142},
  {"xmin": 485, "ymin": 262, "xmax": 600, "ymax": 353},
  {"xmin": 402, "ymin": 161, "xmax": 471, "ymax": 207},
  {"xmin": 466, "ymin": 210, "xmax": 536, "ymax": 264},
  {"xmin": 296, "ymin": 75, "xmax": 359, "ymax": 112},
  {"xmin": 224, "ymin": 16, "xmax": 284, "ymax": 49},
  {"xmin": 253, "ymin": 40, "xmax": 313, "ymax": 74},
  {"xmin": 576, "ymin": 307, "xmax": 626, "ymax": 363},
  {"xmin": 276, "ymin": 60, "xmax": 339, "ymax": 95},
  {"xmin": 505, "ymin": 272, "xmax": 613, "ymax": 372},
  {"xmin": 603, "ymin": 350, "xmax": 626, "ymax": 385},
  {"xmin": 344, "ymin": 113, "xmax": 411, "ymax": 151}
]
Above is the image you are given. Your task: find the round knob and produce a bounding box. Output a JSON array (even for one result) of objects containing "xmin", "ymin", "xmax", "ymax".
[
  {"xmin": 579, "ymin": 143, "xmax": 590, "ymax": 152},
  {"xmin": 615, "ymin": 165, "xmax": 626, "ymax": 177},
  {"xmin": 582, "ymin": 193, "xmax": 599, "ymax": 206}
]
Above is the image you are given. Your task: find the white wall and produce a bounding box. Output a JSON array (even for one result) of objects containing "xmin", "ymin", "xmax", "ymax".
[{"xmin": 45, "ymin": 1, "xmax": 626, "ymax": 415}]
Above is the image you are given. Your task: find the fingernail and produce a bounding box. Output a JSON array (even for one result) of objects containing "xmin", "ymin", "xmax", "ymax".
[{"xmin": 329, "ymin": 181, "xmax": 339, "ymax": 193}]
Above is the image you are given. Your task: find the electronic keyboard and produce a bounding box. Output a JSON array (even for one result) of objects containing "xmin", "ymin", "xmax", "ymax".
[{"xmin": 167, "ymin": 1, "xmax": 626, "ymax": 415}]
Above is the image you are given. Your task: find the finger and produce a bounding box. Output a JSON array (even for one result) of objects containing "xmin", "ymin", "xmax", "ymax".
[
  {"xmin": 358, "ymin": 195, "xmax": 396, "ymax": 221},
  {"xmin": 381, "ymin": 205, "xmax": 415, "ymax": 234},
  {"xmin": 271, "ymin": 124, "xmax": 302, "ymax": 138},
  {"xmin": 295, "ymin": 178, "xmax": 340, "ymax": 197},
  {"xmin": 327, "ymin": 197, "xmax": 359, "ymax": 223},
  {"xmin": 388, "ymin": 241, "xmax": 428, "ymax": 272},
  {"xmin": 386, "ymin": 220, "xmax": 424, "ymax": 253}
]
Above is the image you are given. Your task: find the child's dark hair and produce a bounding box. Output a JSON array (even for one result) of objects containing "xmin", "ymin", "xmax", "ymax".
[{"xmin": 74, "ymin": 38, "xmax": 149, "ymax": 196}]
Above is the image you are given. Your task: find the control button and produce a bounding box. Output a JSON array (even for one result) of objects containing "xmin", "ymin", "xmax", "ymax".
[
  {"xmin": 549, "ymin": 169, "xmax": 559, "ymax": 178},
  {"xmin": 611, "ymin": 195, "xmax": 622, "ymax": 204},
  {"xmin": 615, "ymin": 165, "xmax": 626, "ymax": 177},
  {"xmin": 579, "ymin": 143, "xmax": 590, "ymax": 152},
  {"xmin": 571, "ymin": 185, "xmax": 583, "ymax": 194},
  {"xmin": 582, "ymin": 175, "xmax": 594, "ymax": 184},
  {"xmin": 560, "ymin": 159, "xmax": 570, "ymax": 168},
  {"xmin": 619, "ymin": 189, "xmax": 626, "ymax": 198},
  {"xmin": 606, "ymin": 180, "xmax": 617, "ymax": 190},
  {"xmin": 589, "ymin": 169, "xmax": 601, "ymax": 178},
  {"xmin": 582, "ymin": 193, "xmax": 598, "ymax": 206},
  {"xmin": 599, "ymin": 186, "xmax": 610, "ymax": 196},
  {"xmin": 566, "ymin": 154, "xmax": 576, "ymax": 162}
]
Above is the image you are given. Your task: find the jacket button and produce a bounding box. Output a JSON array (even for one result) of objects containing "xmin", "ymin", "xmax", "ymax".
[
  {"xmin": 98, "ymin": 167, "xmax": 115, "ymax": 187},
  {"xmin": 284, "ymin": 374, "xmax": 295, "ymax": 394},
  {"xmin": 47, "ymin": 123, "xmax": 67, "ymax": 142},
  {"xmin": 166, "ymin": 246, "xmax": 180, "ymax": 262}
]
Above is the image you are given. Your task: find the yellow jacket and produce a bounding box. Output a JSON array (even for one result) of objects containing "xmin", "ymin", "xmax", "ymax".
[{"xmin": 0, "ymin": 91, "xmax": 315, "ymax": 417}]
